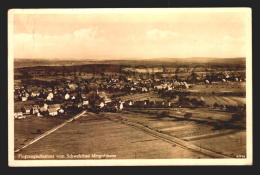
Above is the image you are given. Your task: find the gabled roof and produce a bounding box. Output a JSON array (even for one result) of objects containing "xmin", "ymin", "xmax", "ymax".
[
  {"xmin": 70, "ymin": 92, "xmax": 78, "ymax": 96},
  {"xmin": 48, "ymin": 108, "xmax": 57, "ymax": 113},
  {"xmin": 23, "ymin": 105, "xmax": 32, "ymax": 110},
  {"xmin": 49, "ymin": 104, "xmax": 61, "ymax": 108}
]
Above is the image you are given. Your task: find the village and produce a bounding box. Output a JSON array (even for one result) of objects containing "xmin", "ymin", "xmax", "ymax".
[{"xmin": 14, "ymin": 65, "xmax": 246, "ymax": 121}]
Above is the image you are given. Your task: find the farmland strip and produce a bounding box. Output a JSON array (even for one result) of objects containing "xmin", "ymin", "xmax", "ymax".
[
  {"xmin": 182, "ymin": 130, "xmax": 240, "ymax": 141},
  {"xmin": 229, "ymin": 97, "xmax": 245, "ymax": 105},
  {"xmin": 222, "ymin": 97, "xmax": 238, "ymax": 106},
  {"xmin": 14, "ymin": 111, "xmax": 86, "ymax": 153},
  {"xmin": 102, "ymin": 113, "xmax": 231, "ymax": 158}
]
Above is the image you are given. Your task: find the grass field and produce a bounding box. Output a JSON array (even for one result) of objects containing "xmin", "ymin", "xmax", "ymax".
[
  {"xmin": 119, "ymin": 92, "xmax": 163, "ymax": 101},
  {"xmin": 189, "ymin": 82, "xmax": 245, "ymax": 94},
  {"xmin": 108, "ymin": 109, "xmax": 246, "ymax": 157},
  {"xmin": 187, "ymin": 96, "xmax": 246, "ymax": 106},
  {"xmin": 14, "ymin": 106, "xmax": 246, "ymax": 159},
  {"xmin": 14, "ymin": 116, "xmax": 67, "ymax": 150},
  {"xmin": 15, "ymin": 112, "xmax": 210, "ymax": 159}
]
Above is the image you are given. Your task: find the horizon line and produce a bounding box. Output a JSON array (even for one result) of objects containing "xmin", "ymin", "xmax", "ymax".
[{"xmin": 14, "ymin": 56, "xmax": 246, "ymax": 60}]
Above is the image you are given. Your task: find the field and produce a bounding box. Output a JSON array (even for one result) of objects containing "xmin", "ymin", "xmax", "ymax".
[
  {"xmin": 188, "ymin": 82, "xmax": 245, "ymax": 94},
  {"xmin": 103, "ymin": 109, "xmax": 246, "ymax": 157},
  {"xmin": 15, "ymin": 112, "xmax": 210, "ymax": 159},
  {"xmin": 15, "ymin": 109, "xmax": 245, "ymax": 159},
  {"xmin": 119, "ymin": 92, "xmax": 163, "ymax": 101},
  {"xmin": 15, "ymin": 116, "xmax": 66, "ymax": 150},
  {"xmin": 187, "ymin": 96, "xmax": 245, "ymax": 106}
]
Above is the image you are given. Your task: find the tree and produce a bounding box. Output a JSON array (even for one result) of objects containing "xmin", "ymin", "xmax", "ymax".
[
  {"xmin": 213, "ymin": 102, "xmax": 219, "ymax": 108},
  {"xmin": 189, "ymin": 71, "xmax": 199, "ymax": 83},
  {"xmin": 184, "ymin": 112, "xmax": 192, "ymax": 119}
]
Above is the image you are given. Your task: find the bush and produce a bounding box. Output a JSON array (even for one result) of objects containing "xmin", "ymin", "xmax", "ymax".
[
  {"xmin": 160, "ymin": 111, "xmax": 170, "ymax": 117},
  {"xmin": 213, "ymin": 102, "xmax": 219, "ymax": 108},
  {"xmin": 231, "ymin": 112, "xmax": 246, "ymax": 122},
  {"xmin": 184, "ymin": 112, "xmax": 192, "ymax": 119}
]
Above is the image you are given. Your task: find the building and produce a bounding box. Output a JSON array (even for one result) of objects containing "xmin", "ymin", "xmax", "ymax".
[
  {"xmin": 119, "ymin": 101, "xmax": 124, "ymax": 110},
  {"xmin": 65, "ymin": 93, "xmax": 70, "ymax": 100},
  {"xmin": 49, "ymin": 104, "xmax": 61, "ymax": 111},
  {"xmin": 31, "ymin": 91, "xmax": 40, "ymax": 97},
  {"xmin": 82, "ymin": 100, "xmax": 89, "ymax": 106},
  {"xmin": 32, "ymin": 105, "xmax": 40, "ymax": 115},
  {"xmin": 39, "ymin": 103, "xmax": 48, "ymax": 115},
  {"xmin": 21, "ymin": 96, "xmax": 28, "ymax": 102},
  {"xmin": 70, "ymin": 92, "xmax": 78, "ymax": 100},
  {"xmin": 46, "ymin": 92, "xmax": 54, "ymax": 101},
  {"xmin": 14, "ymin": 106, "xmax": 24, "ymax": 119},
  {"xmin": 68, "ymin": 83, "xmax": 78, "ymax": 90},
  {"xmin": 23, "ymin": 106, "xmax": 32, "ymax": 114},
  {"xmin": 58, "ymin": 108, "xmax": 64, "ymax": 114},
  {"xmin": 48, "ymin": 108, "xmax": 58, "ymax": 116}
]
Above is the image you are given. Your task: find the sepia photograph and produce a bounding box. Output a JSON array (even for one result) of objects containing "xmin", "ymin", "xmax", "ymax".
[{"xmin": 8, "ymin": 8, "xmax": 252, "ymax": 166}]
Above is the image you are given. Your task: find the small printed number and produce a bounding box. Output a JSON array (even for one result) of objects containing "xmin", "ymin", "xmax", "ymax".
[{"xmin": 236, "ymin": 155, "xmax": 246, "ymax": 158}]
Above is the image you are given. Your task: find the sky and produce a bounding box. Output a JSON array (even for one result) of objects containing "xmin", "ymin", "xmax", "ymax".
[{"xmin": 11, "ymin": 9, "xmax": 251, "ymax": 60}]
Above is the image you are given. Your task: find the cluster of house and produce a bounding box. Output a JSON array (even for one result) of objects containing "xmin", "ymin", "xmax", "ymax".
[
  {"xmin": 205, "ymin": 77, "xmax": 244, "ymax": 84},
  {"xmin": 123, "ymin": 100, "xmax": 174, "ymax": 108},
  {"xmin": 13, "ymin": 79, "xmax": 129, "ymax": 119},
  {"xmin": 96, "ymin": 78, "xmax": 192, "ymax": 94},
  {"xmin": 14, "ymin": 103, "xmax": 65, "ymax": 119},
  {"xmin": 154, "ymin": 81, "xmax": 190, "ymax": 91},
  {"xmin": 13, "ymin": 72, "xmax": 245, "ymax": 119}
]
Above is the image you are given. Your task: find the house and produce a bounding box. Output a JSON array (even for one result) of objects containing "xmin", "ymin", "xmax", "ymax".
[
  {"xmin": 129, "ymin": 100, "xmax": 133, "ymax": 106},
  {"xmin": 141, "ymin": 87, "xmax": 148, "ymax": 92},
  {"xmin": 167, "ymin": 86, "xmax": 173, "ymax": 91},
  {"xmin": 14, "ymin": 106, "xmax": 24, "ymax": 119},
  {"xmin": 31, "ymin": 91, "xmax": 40, "ymax": 97},
  {"xmin": 46, "ymin": 87, "xmax": 53, "ymax": 92},
  {"xmin": 21, "ymin": 96, "xmax": 28, "ymax": 102},
  {"xmin": 183, "ymin": 82, "xmax": 189, "ymax": 89},
  {"xmin": 68, "ymin": 83, "xmax": 78, "ymax": 90},
  {"xmin": 46, "ymin": 92, "xmax": 54, "ymax": 101},
  {"xmin": 205, "ymin": 80, "xmax": 210, "ymax": 84},
  {"xmin": 119, "ymin": 101, "xmax": 124, "ymax": 110},
  {"xmin": 98, "ymin": 91, "xmax": 111, "ymax": 103},
  {"xmin": 23, "ymin": 106, "xmax": 32, "ymax": 114},
  {"xmin": 70, "ymin": 93, "xmax": 78, "ymax": 100},
  {"xmin": 57, "ymin": 86, "xmax": 64, "ymax": 91},
  {"xmin": 99, "ymin": 101, "xmax": 105, "ymax": 109},
  {"xmin": 58, "ymin": 108, "xmax": 64, "ymax": 114},
  {"xmin": 49, "ymin": 104, "xmax": 61, "ymax": 111},
  {"xmin": 53, "ymin": 90, "xmax": 58, "ymax": 95},
  {"xmin": 131, "ymin": 87, "xmax": 136, "ymax": 91},
  {"xmin": 48, "ymin": 108, "xmax": 58, "ymax": 116},
  {"xmin": 24, "ymin": 92, "xmax": 30, "ymax": 98},
  {"xmin": 77, "ymin": 102, "xmax": 83, "ymax": 108},
  {"xmin": 32, "ymin": 105, "xmax": 40, "ymax": 114},
  {"xmin": 83, "ymin": 100, "xmax": 89, "ymax": 106},
  {"xmin": 65, "ymin": 93, "xmax": 70, "ymax": 100},
  {"xmin": 14, "ymin": 112, "xmax": 25, "ymax": 119},
  {"xmin": 39, "ymin": 103, "xmax": 48, "ymax": 113},
  {"xmin": 154, "ymin": 85, "xmax": 163, "ymax": 90},
  {"xmin": 81, "ymin": 93, "xmax": 88, "ymax": 99}
]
